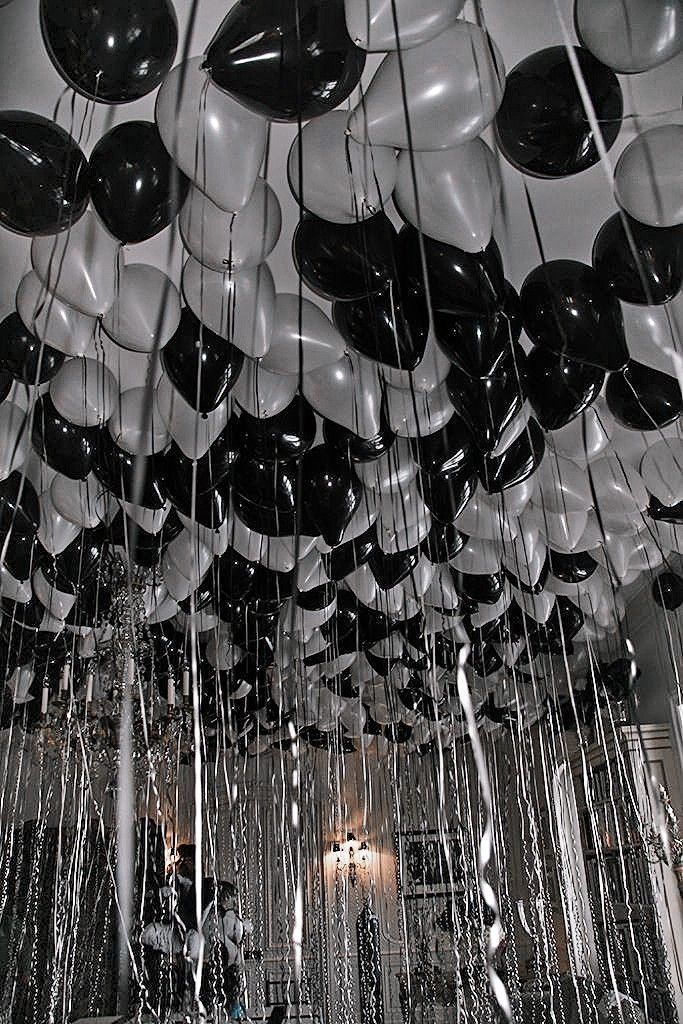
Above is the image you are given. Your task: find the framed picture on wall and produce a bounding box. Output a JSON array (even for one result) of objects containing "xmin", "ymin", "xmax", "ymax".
[{"xmin": 402, "ymin": 830, "xmax": 463, "ymax": 896}]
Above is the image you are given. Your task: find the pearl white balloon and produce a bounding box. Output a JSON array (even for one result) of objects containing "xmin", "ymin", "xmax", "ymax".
[
  {"xmin": 303, "ymin": 353, "xmax": 383, "ymax": 439},
  {"xmin": 640, "ymin": 438, "xmax": 683, "ymax": 506},
  {"xmin": 31, "ymin": 211, "xmax": 119, "ymax": 317},
  {"xmin": 615, "ymin": 125, "xmax": 683, "ymax": 228},
  {"xmin": 37, "ymin": 491, "xmax": 79, "ymax": 555},
  {"xmin": 155, "ymin": 375, "xmax": 229, "ymax": 460},
  {"xmin": 512, "ymin": 587, "xmax": 555, "ymax": 624},
  {"xmin": 589, "ymin": 455, "xmax": 649, "ymax": 518},
  {"xmin": 33, "ymin": 567, "xmax": 75, "ymax": 620},
  {"xmin": 232, "ymin": 358, "xmax": 297, "ymax": 419},
  {"xmin": 456, "ymin": 487, "xmax": 518, "ymax": 543},
  {"xmin": 0, "ymin": 564, "xmax": 32, "ymax": 603},
  {"xmin": 345, "ymin": 563, "xmax": 378, "ymax": 605},
  {"xmin": 182, "ymin": 257, "xmax": 275, "ymax": 359},
  {"xmin": 532, "ymin": 505, "xmax": 589, "ymax": 553},
  {"xmin": 536, "ymin": 452, "xmax": 594, "ymax": 513},
  {"xmin": 49, "ymin": 357, "xmax": 118, "ymax": 426},
  {"xmin": 503, "ymin": 526, "xmax": 546, "ymax": 589},
  {"xmin": 345, "ymin": 0, "xmax": 463, "ymax": 50},
  {"xmin": 576, "ymin": 0, "xmax": 682, "ymax": 74},
  {"xmin": 179, "ymin": 179, "xmax": 281, "ymax": 273},
  {"xmin": 260, "ymin": 294, "xmax": 346, "ymax": 376},
  {"xmin": 379, "ymin": 333, "xmax": 451, "ymax": 393},
  {"xmin": 109, "ymin": 388, "xmax": 170, "ymax": 456},
  {"xmin": 450, "ymin": 537, "xmax": 501, "ymax": 575},
  {"xmin": 50, "ymin": 473, "xmax": 108, "ymax": 528},
  {"xmin": 385, "ymin": 380, "xmax": 454, "ymax": 437},
  {"xmin": 103, "ymin": 264, "xmax": 181, "ymax": 353},
  {"xmin": 355, "ymin": 437, "xmax": 416, "ymax": 493},
  {"xmin": 376, "ymin": 489, "xmax": 431, "ymax": 553},
  {"xmin": 17, "ymin": 272, "xmax": 97, "ymax": 356},
  {"xmin": 549, "ymin": 399, "xmax": 615, "ymax": 463},
  {"xmin": 620, "ymin": 298, "xmax": 681, "ymax": 374},
  {"xmin": 0, "ymin": 402, "xmax": 28, "ymax": 479},
  {"xmin": 122, "ymin": 500, "xmax": 171, "ymax": 536}
]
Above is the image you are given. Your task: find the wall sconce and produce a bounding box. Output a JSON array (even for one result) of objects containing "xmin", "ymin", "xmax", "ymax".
[{"xmin": 332, "ymin": 831, "xmax": 370, "ymax": 886}]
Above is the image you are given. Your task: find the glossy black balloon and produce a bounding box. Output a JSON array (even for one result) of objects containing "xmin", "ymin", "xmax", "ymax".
[
  {"xmin": 110, "ymin": 509, "xmax": 183, "ymax": 568},
  {"xmin": 526, "ymin": 346, "xmax": 604, "ymax": 430},
  {"xmin": 479, "ymin": 418, "xmax": 545, "ymax": 494},
  {"xmin": 503, "ymin": 556, "xmax": 549, "ymax": 596},
  {"xmin": 546, "ymin": 595, "xmax": 584, "ymax": 643},
  {"xmin": 418, "ymin": 466, "xmax": 477, "ymax": 525},
  {"xmin": 233, "ymin": 493, "xmax": 299, "ymax": 538},
  {"xmin": 369, "ymin": 547, "xmax": 420, "ymax": 590},
  {"xmin": 599, "ymin": 658, "xmax": 640, "ymax": 702},
  {"xmin": 468, "ymin": 642, "xmax": 503, "ymax": 678},
  {"xmin": 322, "ymin": 524, "xmax": 377, "ymax": 580},
  {"xmin": 495, "ymin": 46, "xmax": 622, "ymax": 178},
  {"xmin": 593, "ymin": 213, "xmax": 683, "ymax": 306},
  {"xmin": 94, "ymin": 430, "xmax": 167, "ymax": 509},
  {"xmin": 548, "ymin": 548, "xmax": 597, "ymax": 583},
  {"xmin": 433, "ymin": 281, "xmax": 522, "ymax": 380},
  {"xmin": 235, "ymin": 395, "xmax": 316, "ymax": 461},
  {"xmin": 446, "ymin": 345, "xmax": 527, "ymax": 453},
  {"xmin": 653, "ymin": 572, "xmax": 683, "ymax": 611},
  {"xmin": 333, "ymin": 284, "xmax": 428, "ymax": 371},
  {"xmin": 40, "ymin": 0, "xmax": 178, "ymax": 104},
  {"xmin": 521, "ymin": 260, "xmax": 628, "ymax": 372},
  {"xmin": 410, "ymin": 414, "xmax": 474, "ymax": 476},
  {"xmin": 160, "ymin": 430, "xmax": 238, "ymax": 511},
  {"xmin": 0, "ymin": 371, "xmax": 13, "ymax": 404},
  {"xmin": 214, "ymin": 547, "xmax": 258, "ymax": 606},
  {"xmin": 302, "ymin": 446, "xmax": 362, "ymax": 547},
  {"xmin": 0, "ymin": 531, "xmax": 45, "ymax": 583},
  {"xmin": 31, "ymin": 395, "xmax": 98, "ymax": 480},
  {"xmin": 0, "ymin": 111, "xmax": 89, "ymax": 236},
  {"xmin": 161, "ymin": 308, "xmax": 243, "ymax": 413},
  {"xmin": 0, "ymin": 313, "xmax": 65, "ymax": 384},
  {"xmin": 0, "ymin": 473, "xmax": 42, "ymax": 581},
  {"xmin": 43, "ymin": 527, "xmax": 107, "ymax": 591},
  {"xmin": 296, "ymin": 581, "xmax": 337, "ymax": 611},
  {"xmin": 89, "ymin": 121, "xmax": 188, "ymax": 243},
  {"xmin": 203, "ymin": 0, "xmax": 365, "ymax": 121},
  {"xmin": 398, "ymin": 226, "xmax": 507, "ymax": 321},
  {"xmin": 421, "ymin": 522, "xmax": 467, "ymax": 564},
  {"xmin": 647, "ymin": 495, "xmax": 683, "ymax": 525},
  {"xmin": 606, "ymin": 360, "xmax": 682, "ymax": 431},
  {"xmin": 293, "ymin": 211, "xmax": 398, "ymax": 301},
  {"xmin": 452, "ymin": 570, "xmax": 505, "ymax": 606},
  {"xmin": 323, "ymin": 416, "xmax": 395, "ymax": 463},
  {"xmin": 232, "ymin": 453, "xmax": 302, "ymax": 528}
]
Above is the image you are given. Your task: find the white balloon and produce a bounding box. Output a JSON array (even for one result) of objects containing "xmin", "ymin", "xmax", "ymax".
[
  {"xmin": 345, "ymin": 563, "xmax": 378, "ymax": 605},
  {"xmin": 297, "ymin": 550, "xmax": 329, "ymax": 592},
  {"xmin": 385, "ymin": 380, "xmax": 454, "ymax": 437},
  {"xmin": 17, "ymin": 272, "xmax": 97, "ymax": 356},
  {"xmin": 178, "ymin": 512, "xmax": 230, "ymax": 557},
  {"xmin": 512, "ymin": 587, "xmax": 555, "ymax": 624},
  {"xmin": 49, "ymin": 357, "xmax": 118, "ymax": 427},
  {"xmin": 303, "ymin": 353, "xmax": 383, "ymax": 439},
  {"xmin": 549, "ymin": 399, "xmax": 615, "ymax": 463},
  {"xmin": 155, "ymin": 375, "xmax": 229, "ymax": 460},
  {"xmin": 179, "ymin": 179, "xmax": 281, "ymax": 273},
  {"xmin": 0, "ymin": 402, "xmax": 28, "ymax": 479},
  {"xmin": 103, "ymin": 264, "xmax": 181, "ymax": 354},
  {"xmin": 122, "ymin": 500, "xmax": 171, "ymax": 536},
  {"xmin": 456, "ymin": 487, "xmax": 518, "ymax": 543},
  {"xmin": 260, "ymin": 294, "xmax": 346, "ymax": 376},
  {"xmin": 50, "ymin": 473, "xmax": 108, "ymax": 528},
  {"xmin": 620, "ymin": 298, "xmax": 681, "ymax": 374},
  {"xmin": 379, "ymin": 332, "xmax": 451, "ymax": 393},
  {"xmin": 450, "ymin": 537, "xmax": 501, "ymax": 575},
  {"xmin": 537, "ymin": 452, "xmax": 594, "ymax": 513},
  {"xmin": 640, "ymin": 438, "xmax": 683, "ymax": 506},
  {"xmin": 232, "ymin": 358, "xmax": 297, "ymax": 419},
  {"xmin": 33, "ymin": 567, "xmax": 75, "ymax": 620},
  {"xmin": 355, "ymin": 437, "xmax": 416, "ymax": 494},
  {"xmin": 590, "ymin": 455, "xmax": 649, "ymax": 519},
  {"xmin": 316, "ymin": 500, "xmax": 378, "ymax": 552},
  {"xmin": 37, "ymin": 491, "xmax": 80, "ymax": 554},
  {"xmin": 424, "ymin": 565, "xmax": 460, "ymax": 610},
  {"xmin": 345, "ymin": 0, "xmax": 463, "ymax": 50},
  {"xmin": 182, "ymin": 257, "xmax": 275, "ymax": 359},
  {"xmin": 532, "ymin": 505, "xmax": 588, "ymax": 553},
  {"xmin": 503, "ymin": 526, "xmax": 546, "ymax": 589},
  {"xmin": 31, "ymin": 211, "xmax": 119, "ymax": 317},
  {"xmin": 109, "ymin": 388, "xmax": 170, "ymax": 456},
  {"xmin": 0, "ymin": 564, "xmax": 32, "ymax": 603},
  {"xmin": 615, "ymin": 125, "xmax": 683, "ymax": 228},
  {"xmin": 376, "ymin": 489, "xmax": 431, "ymax": 552},
  {"xmin": 205, "ymin": 625, "xmax": 244, "ymax": 671}
]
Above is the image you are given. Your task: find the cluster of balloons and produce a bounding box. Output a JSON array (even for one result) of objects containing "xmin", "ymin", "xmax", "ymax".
[{"xmin": 0, "ymin": 0, "xmax": 681, "ymax": 754}]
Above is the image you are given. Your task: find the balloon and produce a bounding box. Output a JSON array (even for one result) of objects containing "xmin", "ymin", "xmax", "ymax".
[
  {"xmin": 653, "ymin": 571, "xmax": 683, "ymax": 611},
  {"xmin": 40, "ymin": 0, "xmax": 177, "ymax": 103},
  {"xmin": 181, "ymin": 258, "xmax": 275, "ymax": 360},
  {"xmin": 377, "ymin": 489, "xmax": 431, "ymax": 553},
  {"xmin": 0, "ymin": 313, "xmax": 64, "ymax": 385},
  {"xmin": 592, "ymin": 212, "xmax": 682, "ymax": 306},
  {"xmin": 521, "ymin": 260, "xmax": 628, "ymax": 371},
  {"xmin": 94, "ymin": 429, "xmax": 167, "ymax": 509},
  {"xmin": 16, "ymin": 273, "xmax": 97, "ymax": 357},
  {"xmin": 323, "ymin": 524, "xmax": 377, "ymax": 580},
  {"xmin": 231, "ymin": 359, "xmax": 297, "ymax": 420},
  {"xmin": 180, "ymin": 179, "xmax": 280, "ymax": 274},
  {"xmin": 495, "ymin": 46, "xmax": 622, "ymax": 178},
  {"xmin": 31, "ymin": 210, "xmax": 119, "ymax": 318},
  {"xmin": 411, "ymin": 415, "xmax": 474, "ymax": 477},
  {"xmin": 49, "ymin": 357, "xmax": 117, "ymax": 428},
  {"xmin": 447, "ymin": 345, "xmax": 526, "ymax": 453},
  {"xmin": 324, "ymin": 416, "xmax": 395, "ymax": 463},
  {"xmin": 333, "ymin": 285, "xmax": 428, "ymax": 370},
  {"xmin": 394, "ymin": 138, "xmax": 500, "ymax": 252},
  {"xmin": 50, "ymin": 473, "xmax": 108, "ymax": 531},
  {"xmin": 293, "ymin": 212, "xmax": 398, "ymax": 304},
  {"xmin": 89, "ymin": 120, "xmax": 189, "ymax": 244},
  {"xmin": 345, "ymin": 0, "xmax": 463, "ymax": 50},
  {"xmin": 0, "ymin": 403, "xmax": 28, "ymax": 480},
  {"xmin": 455, "ymin": 489, "xmax": 517, "ymax": 544},
  {"xmin": 548, "ymin": 548, "xmax": 597, "ymax": 584},
  {"xmin": 536, "ymin": 453, "xmax": 594, "ymax": 514},
  {"xmin": 419, "ymin": 465, "xmax": 476, "ymax": 524},
  {"xmin": 302, "ymin": 446, "xmax": 362, "ymax": 547},
  {"xmin": 261, "ymin": 295, "xmax": 345, "ymax": 376},
  {"xmin": 109, "ymin": 388, "xmax": 170, "ymax": 456},
  {"xmin": 606, "ymin": 360, "xmax": 682, "ymax": 430},
  {"xmin": 615, "ymin": 126, "xmax": 683, "ymax": 228},
  {"xmin": 233, "ymin": 456, "xmax": 304, "ymax": 537},
  {"xmin": 647, "ymin": 494, "xmax": 683, "ymax": 526},
  {"xmin": 421, "ymin": 521, "xmax": 466, "ymax": 564},
  {"xmin": 0, "ymin": 111, "xmax": 89, "ymax": 236},
  {"xmin": 620, "ymin": 298, "xmax": 682, "ymax": 375},
  {"xmin": 380, "ymin": 333, "xmax": 451, "ymax": 394},
  {"xmin": 535, "ymin": 506, "xmax": 589, "ymax": 552},
  {"xmin": 288, "ymin": 110, "xmax": 396, "ymax": 224},
  {"xmin": 204, "ymin": 0, "xmax": 365, "ymax": 122},
  {"xmin": 640, "ymin": 439, "xmax": 683, "ymax": 506},
  {"xmin": 155, "ymin": 375, "xmax": 229, "ymax": 460},
  {"xmin": 303, "ymin": 353, "xmax": 382, "ymax": 439},
  {"xmin": 235, "ymin": 396, "xmax": 316, "ymax": 461},
  {"xmin": 103, "ymin": 264, "xmax": 181, "ymax": 354},
  {"xmin": 576, "ymin": 0, "xmax": 682, "ymax": 73},
  {"xmin": 479, "ymin": 420, "xmax": 545, "ymax": 494},
  {"xmin": 156, "ymin": 58, "xmax": 268, "ymax": 214},
  {"xmin": 549, "ymin": 399, "xmax": 615, "ymax": 463},
  {"xmin": 161, "ymin": 308, "xmax": 244, "ymax": 413},
  {"xmin": 347, "ymin": 22, "xmax": 505, "ymax": 150},
  {"xmin": 589, "ymin": 455, "xmax": 649, "ymax": 519},
  {"xmin": 386, "ymin": 381, "xmax": 455, "ymax": 439},
  {"xmin": 32, "ymin": 396, "xmax": 98, "ymax": 480},
  {"xmin": 525, "ymin": 347, "xmax": 604, "ymax": 430},
  {"xmin": 356, "ymin": 437, "xmax": 416, "ymax": 495}
]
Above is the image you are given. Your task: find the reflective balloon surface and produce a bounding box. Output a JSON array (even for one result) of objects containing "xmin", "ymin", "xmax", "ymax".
[
  {"xmin": 606, "ymin": 360, "xmax": 683, "ymax": 430},
  {"xmin": 161, "ymin": 308, "xmax": 244, "ymax": 413},
  {"xmin": 525, "ymin": 347, "xmax": 604, "ymax": 430},
  {"xmin": 593, "ymin": 212, "xmax": 683, "ymax": 306},
  {"xmin": 0, "ymin": 313, "xmax": 65, "ymax": 384}
]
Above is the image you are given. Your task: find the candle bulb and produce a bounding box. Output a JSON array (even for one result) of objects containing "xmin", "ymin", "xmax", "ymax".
[
  {"xmin": 41, "ymin": 682, "xmax": 49, "ymax": 716},
  {"xmin": 60, "ymin": 661, "xmax": 71, "ymax": 692},
  {"xmin": 182, "ymin": 668, "xmax": 190, "ymax": 700},
  {"xmin": 85, "ymin": 671, "xmax": 94, "ymax": 705},
  {"xmin": 167, "ymin": 677, "xmax": 176, "ymax": 709}
]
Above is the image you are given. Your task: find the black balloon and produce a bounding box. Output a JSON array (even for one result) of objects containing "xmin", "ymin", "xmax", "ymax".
[
  {"xmin": 433, "ymin": 280, "xmax": 522, "ymax": 380},
  {"xmin": 421, "ymin": 522, "xmax": 467, "ymax": 564},
  {"xmin": 293, "ymin": 212, "xmax": 398, "ymax": 301},
  {"xmin": 606, "ymin": 360, "xmax": 682, "ymax": 431},
  {"xmin": 526, "ymin": 346, "xmax": 604, "ymax": 430},
  {"xmin": 162, "ymin": 308, "xmax": 243, "ymax": 413},
  {"xmin": 411, "ymin": 414, "xmax": 474, "ymax": 477},
  {"xmin": 599, "ymin": 658, "xmax": 640, "ymax": 702},
  {"xmin": 333, "ymin": 284, "xmax": 428, "ymax": 371},
  {"xmin": 89, "ymin": 120, "xmax": 189, "ymax": 244},
  {"xmin": 94, "ymin": 430, "xmax": 167, "ymax": 509},
  {"xmin": 593, "ymin": 213, "xmax": 683, "ymax": 306},
  {"xmin": 0, "ymin": 472, "xmax": 40, "ymax": 535},
  {"xmin": 110, "ymin": 509, "xmax": 183, "ymax": 568},
  {"xmin": 548, "ymin": 548, "xmax": 597, "ymax": 583},
  {"xmin": 323, "ymin": 416, "xmax": 395, "ymax": 463},
  {"xmin": 647, "ymin": 495, "xmax": 683, "ymax": 525},
  {"xmin": 495, "ymin": 46, "xmax": 622, "ymax": 178},
  {"xmin": 447, "ymin": 345, "xmax": 527, "ymax": 453},
  {"xmin": 503, "ymin": 556, "xmax": 548, "ymax": 596},
  {"xmin": 521, "ymin": 260, "xmax": 628, "ymax": 372},
  {"xmin": 232, "ymin": 454, "xmax": 304, "ymax": 536},
  {"xmin": 369, "ymin": 547, "xmax": 420, "ymax": 590},
  {"xmin": 235, "ymin": 396, "xmax": 316, "ymax": 461},
  {"xmin": 0, "ymin": 313, "xmax": 65, "ymax": 384},
  {"xmin": 32, "ymin": 395, "xmax": 98, "ymax": 480},
  {"xmin": 322, "ymin": 524, "xmax": 377, "ymax": 580},
  {"xmin": 214, "ymin": 548, "xmax": 258, "ymax": 606},
  {"xmin": 40, "ymin": 0, "xmax": 178, "ymax": 104},
  {"xmin": 453, "ymin": 569, "xmax": 504, "ymax": 606},
  {"xmin": 203, "ymin": 0, "xmax": 365, "ymax": 121},
  {"xmin": 43, "ymin": 527, "xmax": 107, "ymax": 592},
  {"xmin": 479, "ymin": 418, "xmax": 545, "ymax": 493},
  {"xmin": 0, "ymin": 111, "xmax": 89, "ymax": 236},
  {"xmin": 302, "ymin": 446, "xmax": 362, "ymax": 547},
  {"xmin": 653, "ymin": 572, "xmax": 683, "ymax": 611},
  {"xmin": 419, "ymin": 465, "xmax": 477, "ymax": 524},
  {"xmin": 161, "ymin": 430, "xmax": 238, "ymax": 511}
]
